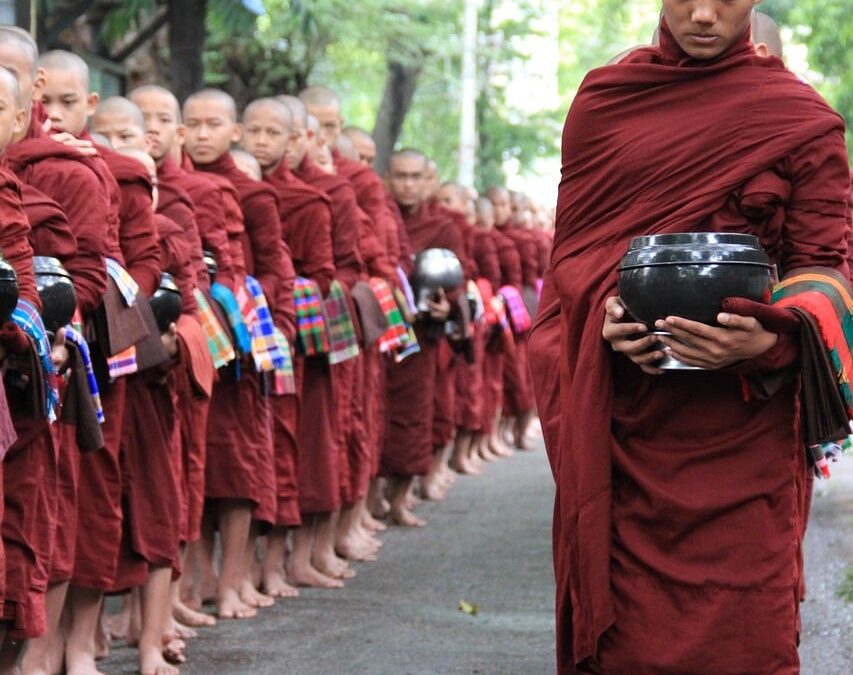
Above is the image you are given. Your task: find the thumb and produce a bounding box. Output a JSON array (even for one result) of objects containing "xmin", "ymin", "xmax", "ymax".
[{"xmin": 53, "ymin": 327, "xmax": 66, "ymax": 346}]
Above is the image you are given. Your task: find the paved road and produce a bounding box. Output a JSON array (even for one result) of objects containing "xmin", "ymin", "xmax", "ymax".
[
  {"xmin": 105, "ymin": 445, "xmax": 558, "ymax": 675},
  {"xmin": 103, "ymin": 438, "xmax": 852, "ymax": 675}
]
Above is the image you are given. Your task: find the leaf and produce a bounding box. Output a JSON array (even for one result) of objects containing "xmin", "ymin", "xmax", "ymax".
[{"xmin": 458, "ymin": 599, "xmax": 480, "ymax": 616}]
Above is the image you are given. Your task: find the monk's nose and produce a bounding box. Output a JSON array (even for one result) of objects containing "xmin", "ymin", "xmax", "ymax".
[{"xmin": 690, "ymin": 0, "xmax": 718, "ymax": 25}]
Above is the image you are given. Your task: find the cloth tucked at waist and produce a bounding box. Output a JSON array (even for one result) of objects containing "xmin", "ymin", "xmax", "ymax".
[
  {"xmin": 11, "ymin": 298, "xmax": 58, "ymax": 422},
  {"xmin": 499, "ymin": 285, "xmax": 531, "ymax": 334},
  {"xmin": 294, "ymin": 276, "xmax": 330, "ymax": 356},
  {"xmin": 211, "ymin": 280, "xmax": 251, "ymax": 356},
  {"xmin": 105, "ymin": 258, "xmax": 139, "ymax": 306},
  {"xmin": 194, "ymin": 288, "xmax": 236, "ymax": 369},
  {"xmin": 325, "ymin": 280, "xmax": 360, "ymax": 365}
]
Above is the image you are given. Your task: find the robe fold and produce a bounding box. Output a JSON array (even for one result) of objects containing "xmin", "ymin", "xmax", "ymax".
[{"xmin": 533, "ymin": 20, "xmax": 850, "ymax": 673}]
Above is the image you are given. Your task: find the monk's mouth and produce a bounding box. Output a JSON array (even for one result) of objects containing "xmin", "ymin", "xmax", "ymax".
[{"xmin": 687, "ymin": 34, "xmax": 720, "ymax": 45}]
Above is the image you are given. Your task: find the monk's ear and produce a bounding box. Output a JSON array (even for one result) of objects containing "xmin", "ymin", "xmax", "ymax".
[
  {"xmin": 175, "ymin": 124, "xmax": 186, "ymax": 146},
  {"xmin": 231, "ymin": 121, "xmax": 243, "ymax": 144},
  {"xmin": 13, "ymin": 107, "xmax": 26, "ymax": 136},
  {"xmin": 32, "ymin": 67, "xmax": 46, "ymax": 101},
  {"xmin": 754, "ymin": 41, "xmax": 770, "ymax": 57},
  {"xmin": 86, "ymin": 92, "xmax": 99, "ymax": 117}
]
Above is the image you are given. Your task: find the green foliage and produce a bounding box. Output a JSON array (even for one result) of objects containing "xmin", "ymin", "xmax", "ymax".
[{"xmin": 839, "ymin": 565, "xmax": 853, "ymax": 604}]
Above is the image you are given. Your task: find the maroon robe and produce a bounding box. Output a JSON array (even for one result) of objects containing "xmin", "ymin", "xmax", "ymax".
[
  {"xmin": 265, "ymin": 160, "xmax": 337, "ymax": 518},
  {"xmin": 535, "ymin": 21, "xmax": 850, "ymax": 673},
  {"xmin": 194, "ymin": 154, "xmax": 288, "ymax": 526},
  {"xmin": 382, "ymin": 201, "xmax": 466, "ymax": 477},
  {"xmin": 113, "ymin": 213, "xmax": 193, "ymax": 590}
]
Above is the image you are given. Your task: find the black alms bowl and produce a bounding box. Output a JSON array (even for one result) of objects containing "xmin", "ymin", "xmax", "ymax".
[
  {"xmin": 203, "ymin": 249, "xmax": 218, "ymax": 284},
  {"xmin": 410, "ymin": 248, "xmax": 464, "ymax": 314},
  {"xmin": 34, "ymin": 256, "xmax": 77, "ymax": 334},
  {"xmin": 150, "ymin": 273, "xmax": 182, "ymax": 333},
  {"xmin": 618, "ymin": 233, "xmax": 773, "ymax": 326}
]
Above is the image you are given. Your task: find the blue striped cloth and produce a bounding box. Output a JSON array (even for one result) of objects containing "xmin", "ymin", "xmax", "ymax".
[
  {"xmin": 11, "ymin": 299, "xmax": 59, "ymax": 422},
  {"xmin": 105, "ymin": 258, "xmax": 139, "ymax": 306},
  {"xmin": 64, "ymin": 326, "xmax": 104, "ymax": 423},
  {"xmin": 243, "ymin": 276, "xmax": 285, "ymax": 372},
  {"xmin": 211, "ymin": 281, "xmax": 252, "ymax": 356}
]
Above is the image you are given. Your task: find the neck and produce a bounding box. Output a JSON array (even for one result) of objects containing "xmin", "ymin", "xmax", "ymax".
[
  {"xmin": 264, "ymin": 155, "xmax": 286, "ymax": 176},
  {"xmin": 399, "ymin": 201, "xmax": 422, "ymax": 216}
]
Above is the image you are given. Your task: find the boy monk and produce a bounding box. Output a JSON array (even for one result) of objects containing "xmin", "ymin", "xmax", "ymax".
[
  {"xmin": 128, "ymin": 84, "xmax": 231, "ymax": 631},
  {"xmin": 382, "ymin": 149, "xmax": 466, "ymax": 526},
  {"xmin": 240, "ymin": 97, "xmax": 344, "ymax": 589},
  {"xmin": 0, "ymin": 30, "xmax": 114, "ymax": 675},
  {"xmin": 534, "ymin": 1, "xmax": 851, "ymax": 672},
  {"xmin": 182, "ymin": 89, "xmax": 289, "ymax": 618},
  {"xmin": 279, "ymin": 94, "xmax": 361, "ymax": 580}
]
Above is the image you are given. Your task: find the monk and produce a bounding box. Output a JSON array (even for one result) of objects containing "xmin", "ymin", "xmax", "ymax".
[
  {"xmin": 240, "ymin": 97, "xmax": 345, "ymax": 589},
  {"xmin": 230, "ymin": 148, "xmax": 262, "ymax": 181},
  {"xmin": 532, "ymin": 2, "xmax": 851, "ymax": 673},
  {"xmin": 0, "ymin": 64, "xmax": 59, "ymax": 671},
  {"xmin": 128, "ymin": 84, "xmax": 231, "ymax": 632},
  {"xmin": 279, "ymin": 94, "xmax": 362, "ymax": 579},
  {"xmin": 487, "ymin": 186, "xmax": 536, "ymax": 450},
  {"xmin": 382, "ymin": 149, "xmax": 466, "ymax": 526},
  {"xmin": 343, "ymin": 127, "xmax": 376, "ymax": 168},
  {"xmin": 300, "ymin": 85, "xmax": 393, "ymax": 557},
  {"xmin": 183, "ymin": 89, "xmax": 289, "ymax": 619},
  {"xmin": 0, "ymin": 32, "xmax": 115, "ymax": 675}
]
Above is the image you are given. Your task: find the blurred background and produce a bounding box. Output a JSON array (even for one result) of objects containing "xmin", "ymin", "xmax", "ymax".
[{"xmin": 1, "ymin": 0, "xmax": 850, "ymax": 206}]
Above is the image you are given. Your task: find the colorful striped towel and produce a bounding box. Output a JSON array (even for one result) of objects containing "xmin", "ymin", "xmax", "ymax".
[
  {"xmin": 211, "ymin": 281, "xmax": 251, "ymax": 356},
  {"xmin": 64, "ymin": 326, "xmax": 104, "ymax": 424},
  {"xmin": 499, "ymin": 285, "xmax": 532, "ymax": 334},
  {"xmin": 325, "ymin": 281, "xmax": 360, "ymax": 365},
  {"xmin": 105, "ymin": 258, "xmax": 139, "ymax": 306},
  {"xmin": 273, "ymin": 328, "xmax": 296, "ymax": 395},
  {"xmin": 239, "ymin": 276, "xmax": 285, "ymax": 373},
  {"xmin": 370, "ymin": 278, "xmax": 409, "ymax": 354},
  {"xmin": 107, "ymin": 345, "xmax": 137, "ymax": 379},
  {"xmin": 772, "ymin": 268, "xmax": 853, "ymax": 478},
  {"xmin": 12, "ymin": 299, "xmax": 59, "ymax": 422},
  {"xmin": 294, "ymin": 277, "xmax": 330, "ymax": 356},
  {"xmin": 396, "ymin": 266, "xmax": 417, "ymax": 315},
  {"xmin": 194, "ymin": 289, "xmax": 236, "ymax": 369}
]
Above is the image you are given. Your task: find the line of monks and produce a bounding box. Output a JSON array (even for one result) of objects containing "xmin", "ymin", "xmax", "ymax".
[{"xmin": 0, "ymin": 26, "xmax": 554, "ymax": 675}]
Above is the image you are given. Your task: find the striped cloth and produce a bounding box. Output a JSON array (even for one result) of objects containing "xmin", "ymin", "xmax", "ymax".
[
  {"xmin": 107, "ymin": 345, "xmax": 137, "ymax": 379},
  {"xmin": 370, "ymin": 277, "xmax": 409, "ymax": 354},
  {"xmin": 325, "ymin": 281, "xmax": 360, "ymax": 365},
  {"xmin": 211, "ymin": 281, "xmax": 251, "ymax": 355},
  {"xmin": 11, "ymin": 299, "xmax": 59, "ymax": 422},
  {"xmin": 194, "ymin": 288, "xmax": 236, "ymax": 369},
  {"xmin": 240, "ymin": 276, "xmax": 285, "ymax": 373},
  {"xmin": 499, "ymin": 285, "xmax": 532, "ymax": 334},
  {"xmin": 294, "ymin": 277, "xmax": 330, "ymax": 355},
  {"xmin": 64, "ymin": 325, "xmax": 104, "ymax": 424},
  {"xmin": 105, "ymin": 258, "xmax": 139, "ymax": 306},
  {"xmin": 272, "ymin": 328, "xmax": 296, "ymax": 395},
  {"xmin": 396, "ymin": 266, "xmax": 417, "ymax": 315}
]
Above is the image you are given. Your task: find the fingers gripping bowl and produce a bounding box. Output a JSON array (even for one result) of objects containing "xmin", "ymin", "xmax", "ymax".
[{"xmin": 617, "ymin": 233, "xmax": 774, "ymax": 369}]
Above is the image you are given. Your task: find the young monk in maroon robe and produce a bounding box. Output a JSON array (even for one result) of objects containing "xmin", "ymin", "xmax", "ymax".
[
  {"xmin": 300, "ymin": 86, "xmax": 391, "ymax": 558},
  {"xmin": 279, "ymin": 95, "xmax": 363, "ymax": 580},
  {"xmin": 342, "ymin": 127, "xmax": 377, "ymax": 168},
  {"xmin": 0, "ymin": 65, "xmax": 60, "ymax": 670},
  {"xmin": 531, "ymin": 2, "xmax": 851, "ymax": 672},
  {"xmin": 240, "ymin": 97, "xmax": 350, "ymax": 589},
  {"xmin": 183, "ymin": 89, "xmax": 289, "ymax": 619},
  {"xmin": 383, "ymin": 149, "xmax": 467, "ymax": 527}
]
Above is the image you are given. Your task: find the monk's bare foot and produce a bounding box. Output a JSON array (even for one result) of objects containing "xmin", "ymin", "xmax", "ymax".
[
  {"xmin": 336, "ymin": 535, "xmax": 379, "ymax": 562},
  {"xmin": 169, "ymin": 619, "xmax": 197, "ymax": 640},
  {"xmin": 161, "ymin": 634, "xmax": 186, "ymax": 665},
  {"xmin": 285, "ymin": 562, "xmax": 344, "ymax": 589},
  {"xmin": 390, "ymin": 504, "xmax": 426, "ymax": 528},
  {"xmin": 262, "ymin": 569, "xmax": 299, "ymax": 598},
  {"xmin": 238, "ymin": 580, "xmax": 275, "ymax": 609},
  {"xmin": 217, "ymin": 588, "xmax": 257, "ymax": 620},
  {"xmin": 172, "ymin": 599, "xmax": 216, "ymax": 628},
  {"xmin": 199, "ymin": 575, "xmax": 218, "ymax": 606},
  {"xmin": 140, "ymin": 644, "xmax": 180, "ymax": 675},
  {"xmin": 362, "ymin": 511, "xmax": 387, "ymax": 532},
  {"xmin": 65, "ymin": 656, "xmax": 107, "ymax": 675},
  {"xmin": 312, "ymin": 552, "xmax": 356, "ymax": 580}
]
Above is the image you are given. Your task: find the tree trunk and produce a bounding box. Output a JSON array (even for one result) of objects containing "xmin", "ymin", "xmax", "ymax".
[
  {"xmin": 167, "ymin": 0, "xmax": 206, "ymax": 104},
  {"xmin": 372, "ymin": 59, "xmax": 422, "ymax": 176}
]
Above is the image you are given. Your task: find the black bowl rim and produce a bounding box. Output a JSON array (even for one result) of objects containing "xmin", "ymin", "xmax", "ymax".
[
  {"xmin": 628, "ymin": 232, "xmax": 762, "ymax": 249},
  {"xmin": 619, "ymin": 260, "xmax": 774, "ymax": 271}
]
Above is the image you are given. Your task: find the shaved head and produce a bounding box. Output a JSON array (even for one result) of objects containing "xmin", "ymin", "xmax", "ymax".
[
  {"xmin": 38, "ymin": 50, "xmax": 90, "ymax": 90},
  {"xmin": 387, "ymin": 148, "xmax": 428, "ymax": 210},
  {"xmin": 129, "ymin": 84, "xmax": 181, "ymax": 123},
  {"xmin": 231, "ymin": 148, "xmax": 262, "ymax": 181},
  {"xmin": 0, "ymin": 65, "xmax": 21, "ymax": 106},
  {"xmin": 486, "ymin": 186, "xmax": 512, "ymax": 227},
  {"xmin": 335, "ymin": 133, "xmax": 359, "ymax": 162},
  {"xmin": 343, "ymin": 126, "xmax": 376, "ymax": 167},
  {"xmin": 306, "ymin": 114, "xmax": 320, "ymax": 135},
  {"xmin": 95, "ymin": 96, "xmax": 145, "ymax": 129},
  {"xmin": 298, "ymin": 85, "xmax": 340, "ymax": 110},
  {"xmin": 390, "ymin": 148, "xmax": 427, "ymax": 168},
  {"xmin": 752, "ymin": 11, "xmax": 783, "ymax": 58},
  {"xmin": 0, "ymin": 26, "xmax": 38, "ymax": 72},
  {"xmin": 436, "ymin": 182, "xmax": 469, "ymax": 216},
  {"xmin": 183, "ymin": 88, "xmax": 237, "ymax": 123},
  {"xmin": 243, "ymin": 97, "xmax": 292, "ymax": 128},
  {"xmin": 277, "ymin": 95, "xmax": 307, "ymax": 128}
]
